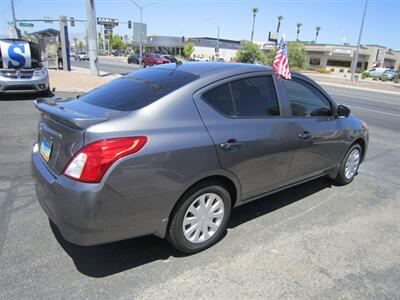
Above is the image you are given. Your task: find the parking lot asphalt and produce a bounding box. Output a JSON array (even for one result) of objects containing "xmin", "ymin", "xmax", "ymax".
[{"xmin": 0, "ymin": 86, "xmax": 399, "ymax": 299}]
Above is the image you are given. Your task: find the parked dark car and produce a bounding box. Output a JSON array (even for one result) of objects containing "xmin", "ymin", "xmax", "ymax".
[
  {"xmin": 127, "ymin": 53, "xmax": 140, "ymax": 64},
  {"xmin": 142, "ymin": 53, "xmax": 170, "ymax": 67},
  {"xmin": 32, "ymin": 63, "xmax": 368, "ymax": 253}
]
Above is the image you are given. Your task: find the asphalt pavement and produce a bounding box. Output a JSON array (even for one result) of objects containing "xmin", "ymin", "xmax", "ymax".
[{"xmin": 0, "ymin": 84, "xmax": 399, "ymax": 299}]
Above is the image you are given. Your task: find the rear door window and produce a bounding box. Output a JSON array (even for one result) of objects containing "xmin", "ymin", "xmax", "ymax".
[
  {"xmin": 230, "ymin": 76, "xmax": 280, "ymax": 117},
  {"xmin": 202, "ymin": 83, "xmax": 235, "ymax": 116},
  {"xmin": 202, "ymin": 75, "xmax": 280, "ymax": 118},
  {"xmin": 80, "ymin": 68, "xmax": 199, "ymax": 111}
]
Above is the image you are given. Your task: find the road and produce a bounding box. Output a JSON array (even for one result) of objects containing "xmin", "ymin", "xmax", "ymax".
[
  {"xmin": 0, "ymin": 85, "xmax": 399, "ymax": 299},
  {"xmin": 72, "ymin": 56, "xmax": 140, "ymax": 74}
]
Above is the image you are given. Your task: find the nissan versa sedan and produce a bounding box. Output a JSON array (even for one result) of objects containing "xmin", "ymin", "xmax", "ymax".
[{"xmin": 31, "ymin": 63, "xmax": 368, "ymax": 253}]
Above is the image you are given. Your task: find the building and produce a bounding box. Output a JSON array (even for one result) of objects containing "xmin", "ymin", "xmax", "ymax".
[
  {"xmin": 144, "ymin": 35, "xmax": 241, "ymax": 61},
  {"xmin": 262, "ymin": 43, "xmax": 400, "ymax": 71}
]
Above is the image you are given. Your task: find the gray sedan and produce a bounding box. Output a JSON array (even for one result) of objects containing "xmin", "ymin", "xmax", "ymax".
[{"xmin": 31, "ymin": 63, "xmax": 369, "ymax": 253}]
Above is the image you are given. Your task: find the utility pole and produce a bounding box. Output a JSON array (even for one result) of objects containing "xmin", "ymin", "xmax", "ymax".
[
  {"xmin": 216, "ymin": 25, "xmax": 220, "ymax": 58},
  {"xmin": 86, "ymin": 0, "xmax": 99, "ymax": 75},
  {"xmin": 9, "ymin": 0, "xmax": 18, "ymax": 38},
  {"xmin": 351, "ymin": 0, "xmax": 368, "ymax": 81}
]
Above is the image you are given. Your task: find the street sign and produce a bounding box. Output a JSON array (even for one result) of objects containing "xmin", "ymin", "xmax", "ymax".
[
  {"xmin": 97, "ymin": 17, "xmax": 118, "ymax": 26},
  {"xmin": 104, "ymin": 24, "xmax": 113, "ymax": 40},
  {"xmin": 44, "ymin": 17, "xmax": 53, "ymax": 23},
  {"xmin": 268, "ymin": 31, "xmax": 278, "ymax": 42},
  {"xmin": 133, "ymin": 22, "xmax": 147, "ymax": 43},
  {"xmin": 19, "ymin": 22, "xmax": 34, "ymax": 27}
]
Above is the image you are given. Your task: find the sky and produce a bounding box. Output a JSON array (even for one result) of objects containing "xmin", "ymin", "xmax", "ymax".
[{"xmin": 1, "ymin": 0, "xmax": 400, "ymax": 49}]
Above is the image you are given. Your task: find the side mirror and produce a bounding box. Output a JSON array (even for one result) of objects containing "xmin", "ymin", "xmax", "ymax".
[{"xmin": 336, "ymin": 105, "xmax": 351, "ymax": 118}]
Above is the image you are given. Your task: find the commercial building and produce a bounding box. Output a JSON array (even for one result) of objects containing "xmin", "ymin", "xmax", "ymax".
[
  {"xmin": 144, "ymin": 35, "xmax": 241, "ymax": 61},
  {"xmin": 262, "ymin": 43, "xmax": 400, "ymax": 71}
]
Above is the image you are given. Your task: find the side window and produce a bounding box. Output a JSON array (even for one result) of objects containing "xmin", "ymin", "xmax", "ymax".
[
  {"xmin": 283, "ymin": 79, "xmax": 332, "ymax": 117},
  {"xmin": 230, "ymin": 76, "xmax": 280, "ymax": 117},
  {"xmin": 202, "ymin": 83, "xmax": 235, "ymax": 116}
]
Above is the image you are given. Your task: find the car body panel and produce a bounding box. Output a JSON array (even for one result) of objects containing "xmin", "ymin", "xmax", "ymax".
[{"xmin": 31, "ymin": 62, "xmax": 369, "ymax": 246}]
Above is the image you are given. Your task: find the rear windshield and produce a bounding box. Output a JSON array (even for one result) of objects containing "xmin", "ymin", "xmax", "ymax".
[{"xmin": 80, "ymin": 67, "xmax": 199, "ymax": 111}]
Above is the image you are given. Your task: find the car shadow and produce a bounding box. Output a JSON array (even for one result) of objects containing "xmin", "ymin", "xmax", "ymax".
[
  {"xmin": 0, "ymin": 91, "xmax": 54, "ymax": 101},
  {"xmin": 51, "ymin": 177, "xmax": 333, "ymax": 278}
]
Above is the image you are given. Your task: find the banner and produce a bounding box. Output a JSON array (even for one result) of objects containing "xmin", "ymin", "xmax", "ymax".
[{"xmin": 0, "ymin": 40, "xmax": 32, "ymax": 69}]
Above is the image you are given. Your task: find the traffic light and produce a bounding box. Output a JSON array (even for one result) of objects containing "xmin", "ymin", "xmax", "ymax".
[
  {"xmin": 128, "ymin": 20, "xmax": 132, "ymax": 29},
  {"xmin": 70, "ymin": 17, "xmax": 75, "ymax": 27}
]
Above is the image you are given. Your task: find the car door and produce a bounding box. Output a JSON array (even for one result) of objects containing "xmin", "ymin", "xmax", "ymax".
[
  {"xmin": 193, "ymin": 73, "xmax": 294, "ymax": 200},
  {"xmin": 281, "ymin": 77, "xmax": 348, "ymax": 182}
]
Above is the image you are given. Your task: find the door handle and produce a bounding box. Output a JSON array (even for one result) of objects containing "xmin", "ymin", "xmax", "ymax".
[
  {"xmin": 299, "ymin": 131, "xmax": 313, "ymax": 140},
  {"xmin": 220, "ymin": 139, "xmax": 242, "ymax": 151}
]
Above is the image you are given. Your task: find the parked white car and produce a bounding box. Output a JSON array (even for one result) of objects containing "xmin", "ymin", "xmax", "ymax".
[{"xmin": 367, "ymin": 67, "xmax": 390, "ymax": 78}]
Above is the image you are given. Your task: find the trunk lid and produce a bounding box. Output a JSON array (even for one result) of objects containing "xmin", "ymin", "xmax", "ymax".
[{"xmin": 34, "ymin": 96, "xmax": 122, "ymax": 175}]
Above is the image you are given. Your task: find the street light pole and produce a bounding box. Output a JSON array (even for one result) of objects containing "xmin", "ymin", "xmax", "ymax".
[
  {"xmin": 86, "ymin": 0, "xmax": 99, "ymax": 75},
  {"xmin": 128, "ymin": 0, "xmax": 157, "ymax": 67},
  {"xmin": 9, "ymin": 0, "xmax": 18, "ymax": 38},
  {"xmin": 351, "ymin": 0, "xmax": 368, "ymax": 81}
]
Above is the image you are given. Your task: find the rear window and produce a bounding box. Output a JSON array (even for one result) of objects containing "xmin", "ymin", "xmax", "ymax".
[{"xmin": 80, "ymin": 68, "xmax": 199, "ymax": 111}]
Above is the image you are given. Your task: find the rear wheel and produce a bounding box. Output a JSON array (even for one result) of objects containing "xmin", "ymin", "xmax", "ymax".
[
  {"xmin": 167, "ymin": 181, "xmax": 231, "ymax": 254},
  {"xmin": 334, "ymin": 144, "xmax": 362, "ymax": 185}
]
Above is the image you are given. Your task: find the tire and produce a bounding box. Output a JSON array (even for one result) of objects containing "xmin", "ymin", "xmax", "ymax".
[
  {"xmin": 167, "ymin": 181, "xmax": 232, "ymax": 254},
  {"xmin": 333, "ymin": 144, "xmax": 362, "ymax": 185}
]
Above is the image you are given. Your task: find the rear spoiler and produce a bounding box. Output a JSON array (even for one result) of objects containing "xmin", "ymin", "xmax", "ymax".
[{"xmin": 34, "ymin": 97, "xmax": 109, "ymax": 129}]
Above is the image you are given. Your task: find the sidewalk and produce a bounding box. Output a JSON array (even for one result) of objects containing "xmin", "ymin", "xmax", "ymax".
[
  {"xmin": 302, "ymin": 71, "xmax": 400, "ymax": 93},
  {"xmin": 49, "ymin": 67, "xmax": 120, "ymax": 92}
]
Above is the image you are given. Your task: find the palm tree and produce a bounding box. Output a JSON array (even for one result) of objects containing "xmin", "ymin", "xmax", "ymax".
[
  {"xmin": 296, "ymin": 22, "xmax": 303, "ymax": 41},
  {"xmin": 315, "ymin": 26, "xmax": 321, "ymax": 43},
  {"xmin": 73, "ymin": 37, "xmax": 78, "ymax": 49},
  {"xmin": 250, "ymin": 7, "xmax": 259, "ymax": 43},
  {"xmin": 276, "ymin": 16, "xmax": 284, "ymax": 33}
]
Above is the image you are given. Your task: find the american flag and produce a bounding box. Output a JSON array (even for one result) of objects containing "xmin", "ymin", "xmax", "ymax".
[{"xmin": 272, "ymin": 37, "xmax": 292, "ymax": 79}]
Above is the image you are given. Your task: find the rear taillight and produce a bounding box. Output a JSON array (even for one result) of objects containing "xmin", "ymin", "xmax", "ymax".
[{"xmin": 63, "ymin": 137, "xmax": 148, "ymax": 183}]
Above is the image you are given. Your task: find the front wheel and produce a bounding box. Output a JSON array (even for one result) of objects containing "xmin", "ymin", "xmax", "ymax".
[
  {"xmin": 334, "ymin": 144, "xmax": 362, "ymax": 185},
  {"xmin": 167, "ymin": 181, "xmax": 232, "ymax": 254}
]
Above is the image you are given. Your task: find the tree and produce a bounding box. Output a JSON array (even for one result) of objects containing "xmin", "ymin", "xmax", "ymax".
[
  {"xmin": 265, "ymin": 42, "xmax": 307, "ymax": 68},
  {"xmin": 250, "ymin": 7, "xmax": 259, "ymax": 43},
  {"xmin": 276, "ymin": 16, "xmax": 284, "ymax": 33},
  {"xmin": 296, "ymin": 22, "xmax": 303, "ymax": 41},
  {"xmin": 315, "ymin": 26, "xmax": 321, "ymax": 43},
  {"xmin": 287, "ymin": 42, "xmax": 307, "ymax": 68},
  {"xmin": 78, "ymin": 40, "xmax": 84, "ymax": 51},
  {"xmin": 235, "ymin": 40, "xmax": 266, "ymax": 64},
  {"xmin": 97, "ymin": 32, "xmax": 103, "ymax": 50},
  {"xmin": 183, "ymin": 42, "xmax": 195, "ymax": 59},
  {"xmin": 73, "ymin": 37, "xmax": 78, "ymax": 49},
  {"xmin": 111, "ymin": 34, "xmax": 123, "ymax": 50}
]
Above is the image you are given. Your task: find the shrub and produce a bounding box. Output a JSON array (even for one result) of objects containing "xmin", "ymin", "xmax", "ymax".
[
  {"xmin": 394, "ymin": 78, "xmax": 399, "ymax": 84},
  {"xmin": 381, "ymin": 76, "xmax": 388, "ymax": 82},
  {"xmin": 347, "ymin": 69, "xmax": 351, "ymax": 73},
  {"xmin": 235, "ymin": 41, "xmax": 266, "ymax": 64},
  {"xmin": 291, "ymin": 66, "xmax": 302, "ymax": 71},
  {"xmin": 287, "ymin": 42, "xmax": 307, "ymax": 68},
  {"xmin": 315, "ymin": 67, "xmax": 331, "ymax": 74},
  {"xmin": 330, "ymin": 68, "xmax": 335, "ymax": 72},
  {"xmin": 339, "ymin": 69, "xmax": 344, "ymax": 73},
  {"xmin": 361, "ymin": 71, "xmax": 369, "ymax": 79},
  {"xmin": 372, "ymin": 77, "xmax": 378, "ymax": 81}
]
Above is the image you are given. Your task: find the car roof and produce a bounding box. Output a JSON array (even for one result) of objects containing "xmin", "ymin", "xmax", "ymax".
[{"xmin": 153, "ymin": 62, "xmax": 272, "ymax": 78}]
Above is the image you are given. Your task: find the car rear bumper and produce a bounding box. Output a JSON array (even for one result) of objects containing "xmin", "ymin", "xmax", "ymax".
[
  {"xmin": 31, "ymin": 144, "xmax": 167, "ymax": 246},
  {"xmin": 0, "ymin": 76, "xmax": 49, "ymax": 93}
]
